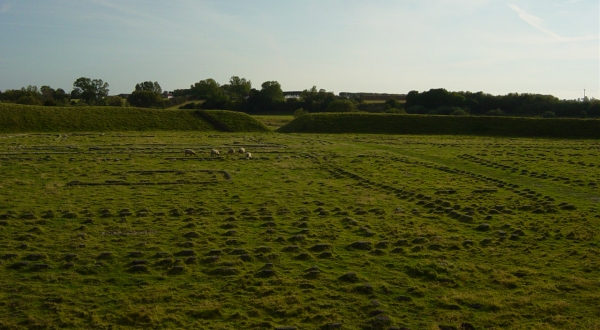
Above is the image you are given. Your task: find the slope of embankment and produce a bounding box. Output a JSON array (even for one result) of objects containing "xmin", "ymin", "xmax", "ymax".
[
  {"xmin": 0, "ymin": 104, "xmax": 269, "ymax": 133},
  {"xmin": 196, "ymin": 110, "xmax": 270, "ymax": 132},
  {"xmin": 277, "ymin": 113, "xmax": 600, "ymax": 138}
]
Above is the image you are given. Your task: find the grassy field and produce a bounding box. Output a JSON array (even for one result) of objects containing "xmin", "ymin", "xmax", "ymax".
[
  {"xmin": 165, "ymin": 101, "xmax": 200, "ymax": 110},
  {"xmin": 252, "ymin": 115, "xmax": 295, "ymax": 130},
  {"xmin": 0, "ymin": 132, "xmax": 598, "ymax": 329}
]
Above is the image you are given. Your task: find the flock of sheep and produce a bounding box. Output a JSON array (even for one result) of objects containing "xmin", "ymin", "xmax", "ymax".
[{"xmin": 184, "ymin": 147, "xmax": 251, "ymax": 159}]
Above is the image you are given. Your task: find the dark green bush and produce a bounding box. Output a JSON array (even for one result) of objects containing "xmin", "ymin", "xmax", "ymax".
[
  {"xmin": 106, "ymin": 96, "xmax": 125, "ymax": 107},
  {"xmin": 293, "ymin": 108, "xmax": 308, "ymax": 118},
  {"xmin": 16, "ymin": 96, "xmax": 42, "ymax": 106},
  {"xmin": 406, "ymin": 105, "xmax": 429, "ymax": 114},
  {"xmin": 385, "ymin": 108, "xmax": 406, "ymax": 114},
  {"xmin": 486, "ymin": 109, "xmax": 505, "ymax": 116},
  {"xmin": 451, "ymin": 109, "xmax": 469, "ymax": 116},
  {"xmin": 324, "ymin": 99, "xmax": 358, "ymax": 112}
]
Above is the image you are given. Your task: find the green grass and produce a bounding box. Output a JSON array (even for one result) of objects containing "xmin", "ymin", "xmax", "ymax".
[
  {"xmin": 0, "ymin": 104, "xmax": 268, "ymax": 133},
  {"xmin": 252, "ymin": 115, "xmax": 295, "ymax": 130},
  {"xmin": 198, "ymin": 110, "xmax": 270, "ymax": 132},
  {"xmin": 165, "ymin": 100, "xmax": 200, "ymax": 110},
  {"xmin": 0, "ymin": 132, "xmax": 598, "ymax": 329},
  {"xmin": 278, "ymin": 112, "xmax": 600, "ymax": 138}
]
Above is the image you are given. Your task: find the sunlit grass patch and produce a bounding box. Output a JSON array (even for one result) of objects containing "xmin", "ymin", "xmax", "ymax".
[{"xmin": 0, "ymin": 132, "xmax": 597, "ymax": 328}]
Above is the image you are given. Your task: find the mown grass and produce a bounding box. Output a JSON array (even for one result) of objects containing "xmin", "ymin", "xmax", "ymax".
[
  {"xmin": 199, "ymin": 110, "xmax": 270, "ymax": 132},
  {"xmin": 0, "ymin": 104, "xmax": 268, "ymax": 133},
  {"xmin": 0, "ymin": 132, "xmax": 598, "ymax": 329},
  {"xmin": 165, "ymin": 101, "xmax": 199, "ymax": 110},
  {"xmin": 278, "ymin": 112, "xmax": 600, "ymax": 138},
  {"xmin": 252, "ymin": 115, "xmax": 295, "ymax": 130}
]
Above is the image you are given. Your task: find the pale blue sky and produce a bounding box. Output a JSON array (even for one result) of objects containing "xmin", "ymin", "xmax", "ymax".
[{"xmin": 0, "ymin": 0, "xmax": 598, "ymax": 99}]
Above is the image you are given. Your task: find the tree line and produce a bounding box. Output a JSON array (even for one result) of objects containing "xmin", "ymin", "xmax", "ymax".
[
  {"xmin": 174, "ymin": 77, "xmax": 362, "ymax": 115},
  {"xmin": 1, "ymin": 78, "xmax": 597, "ymax": 118},
  {"xmin": 405, "ymin": 88, "xmax": 599, "ymax": 118},
  {"xmin": 0, "ymin": 76, "xmax": 358, "ymax": 113},
  {"xmin": 0, "ymin": 77, "xmax": 187, "ymax": 108}
]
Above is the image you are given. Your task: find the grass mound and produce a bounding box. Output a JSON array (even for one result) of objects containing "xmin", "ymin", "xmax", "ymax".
[
  {"xmin": 277, "ymin": 112, "xmax": 600, "ymax": 138},
  {"xmin": 0, "ymin": 104, "xmax": 269, "ymax": 133},
  {"xmin": 198, "ymin": 110, "xmax": 270, "ymax": 132}
]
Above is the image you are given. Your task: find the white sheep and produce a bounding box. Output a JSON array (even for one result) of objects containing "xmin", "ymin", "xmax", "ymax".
[
  {"xmin": 184, "ymin": 149, "xmax": 196, "ymax": 156},
  {"xmin": 238, "ymin": 147, "xmax": 246, "ymax": 154},
  {"xmin": 210, "ymin": 149, "xmax": 220, "ymax": 157},
  {"xmin": 245, "ymin": 152, "xmax": 252, "ymax": 159},
  {"xmin": 227, "ymin": 148, "xmax": 235, "ymax": 155}
]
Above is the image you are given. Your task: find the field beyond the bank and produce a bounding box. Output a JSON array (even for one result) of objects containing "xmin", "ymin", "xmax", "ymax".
[
  {"xmin": 278, "ymin": 112, "xmax": 600, "ymax": 138},
  {"xmin": 0, "ymin": 104, "xmax": 269, "ymax": 133},
  {"xmin": 0, "ymin": 132, "xmax": 599, "ymax": 329}
]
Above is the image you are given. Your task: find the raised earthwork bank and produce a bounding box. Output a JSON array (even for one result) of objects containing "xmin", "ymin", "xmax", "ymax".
[
  {"xmin": 0, "ymin": 104, "xmax": 269, "ymax": 133},
  {"xmin": 277, "ymin": 112, "xmax": 600, "ymax": 138}
]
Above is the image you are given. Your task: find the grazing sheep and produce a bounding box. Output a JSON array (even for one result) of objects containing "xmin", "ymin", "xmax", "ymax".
[
  {"xmin": 238, "ymin": 148, "xmax": 246, "ymax": 154},
  {"xmin": 245, "ymin": 152, "xmax": 252, "ymax": 159},
  {"xmin": 228, "ymin": 148, "xmax": 235, "ymax": 155},
  {"xmin": 210, "ymin": 149, "xmax": 220, "ymax": 157},
  {"xmin": 184, "ymin": 149, "xmax": 196, "ymax": 156}
]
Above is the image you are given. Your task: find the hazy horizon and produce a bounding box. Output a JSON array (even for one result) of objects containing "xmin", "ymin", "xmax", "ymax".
[{"xmin": 1, "ymin": 0, "xmax": 598, "ymax": 100}]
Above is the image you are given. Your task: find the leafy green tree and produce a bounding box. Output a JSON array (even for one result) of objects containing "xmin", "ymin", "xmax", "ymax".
[
  {"xmin": 299, "ymin": 86, "xmax": 335, "ymax": 112},
  {"xmin": 52, "ymin": 88, "xmax": 69, "ymax": 104},
  {"xmin": 172, "ymin": 88, "xmax": 193, "ymax": 97},
  {"xmin": 70, "ymin": 89, "xmax": 82, "ymax": 100},
  {"xmin": 32, "ymin": 86, "xmax": 68, "ymax": 106},
  {"xmin": 293, "ymin": 108, "xmax": 308, "ymax": 118},
  {"xmin": 486, "ymin": 109, "xmax": 505, "ymax": 116},
  {"xmin": 72, "ymin": 77, "xmax": 109, "ymax": 105},
  {"xmin": 243, "ymin": 81, "xmax": 286, "ymax": 112},
  {"xmin": 385, "ymin": 99, "xmax": 401, "ymax": 109},
  {"xmin": 2, "ymin": 86, "xmax": 41, "ymax": 103},
  {"xmin": 228, "ymin": 76, "xmax": 252, "ymax": 100},
  {"xmin": 40, "ymin": 85, "xmax": 54, "ymax": 101},
  {"xmin": 190, "ymin": 78, "xmax": 223, "ymax": 100},
  {"xmin": 405, "ymin": 90, "xmax": 420, "ymax": 108},
  {"xmin": 127, "ymin": 90, "xmax": 163, "ymax": 108},
  {"xmin": 106, "ymin": 95, "xmax": 125, "ymax": 107},
  {"xmin": 135, "ymin": 81, "xmax": 162, "ymax": 93},
  {"xmin": 324, "ymin": 99, "xmax": 358, "ymax": 112},
  {"xmin": 16, "ymin": 95, "xmax": 42, "ymax": 105},
  {"xmin": 127, "ymin": 81, "xmax": 164, "ymax": 108},
  {"xmin": 260, "ymin": 81, "xmax": 284, "ymax": 103},
  {"xmin": 24, "ymin": 85, "xmax": 40, "ymax": 95}
]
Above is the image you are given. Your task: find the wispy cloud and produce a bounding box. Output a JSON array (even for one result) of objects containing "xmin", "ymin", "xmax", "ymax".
[
  {"xmin": 0, "ymin": 2, "xmax": 11, "ymax": 14},
  {"xmin": 509, "ymin": 3, "xmax": 598, "ymax": 42},
  {"xmin": 509, "ymin": 4, "xmax": 563, "ymax": 39},
  {"xmin": 88, "ymin": 0, "xmax": 179, "ymax": 30}
]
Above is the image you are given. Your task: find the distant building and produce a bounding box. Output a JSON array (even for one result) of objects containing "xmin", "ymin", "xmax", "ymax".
[
  {"xmin": 339, "ymin": 92, "xmax": 406, "ymax": 101},
  {"xmin": 283, "ymin": 91, "xmax": 302, "ymax": 99}
]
